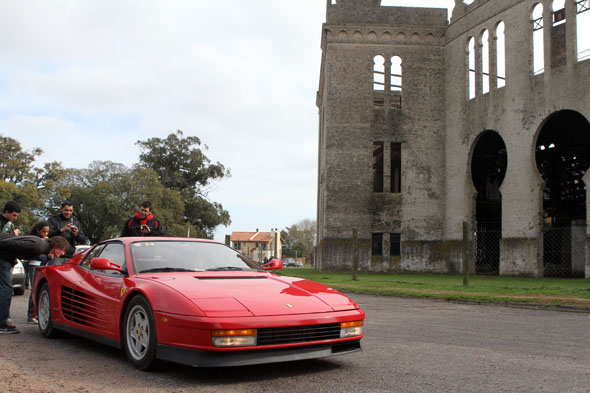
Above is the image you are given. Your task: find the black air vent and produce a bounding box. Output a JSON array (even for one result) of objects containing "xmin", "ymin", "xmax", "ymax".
[
  {"xmin": 61, "ymin": 286, "xmax": 107, "ymax": 329},
  {"xmin": 258, "ymin": 323, "xmax": 341, "ymax": 346}
]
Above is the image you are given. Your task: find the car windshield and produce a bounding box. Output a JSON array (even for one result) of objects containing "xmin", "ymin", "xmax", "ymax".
[{"xmin": 129, "ymin": 240, "xmax": 261, "ymax": 274}]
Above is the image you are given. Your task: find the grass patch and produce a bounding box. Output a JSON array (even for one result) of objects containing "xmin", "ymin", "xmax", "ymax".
[{"xmin": 278, "ymin": 268, "xmax": 590, "ymax": 307}]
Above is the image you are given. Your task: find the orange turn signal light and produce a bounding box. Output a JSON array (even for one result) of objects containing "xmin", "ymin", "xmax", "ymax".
[
  {"xmin": 211, "ymin": 329, "xmax": 258, "ymax": 337},
  {"xmin": 340, "ymin": 321, "xmax": 363, "ymax": 328}
]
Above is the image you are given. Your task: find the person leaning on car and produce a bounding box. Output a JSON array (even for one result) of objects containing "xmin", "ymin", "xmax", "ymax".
[
  {"xmin": 0, "ymin": 234, "xmax": 68, "ymax": 334},
  {"xmin": 48, "ymin": 201, "xmax": 88, "ymax": 261},
  {"xmin": 121, "ymin": 200, "xmax": 165, "ymax": 237}
]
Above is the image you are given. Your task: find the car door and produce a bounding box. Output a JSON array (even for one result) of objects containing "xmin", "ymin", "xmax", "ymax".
[{"xmin": 74, "ymin": 242, "xmax": 128, "ymax": 340}]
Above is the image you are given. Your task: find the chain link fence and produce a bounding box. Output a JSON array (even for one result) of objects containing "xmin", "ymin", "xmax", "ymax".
[{"xmin": 324, "ymin": 221, "xmax": 588, "ymax": 278}]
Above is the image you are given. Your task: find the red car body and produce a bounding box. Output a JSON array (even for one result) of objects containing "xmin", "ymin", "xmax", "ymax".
[{"xmin": 32, "ymin": 237, "xmax": 364, "ymax": 370}]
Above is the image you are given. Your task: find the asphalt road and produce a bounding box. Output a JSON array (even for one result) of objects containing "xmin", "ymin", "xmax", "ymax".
[{"xmin": 1, "ymin": 291, "xmax": 590, "ymax": 393}]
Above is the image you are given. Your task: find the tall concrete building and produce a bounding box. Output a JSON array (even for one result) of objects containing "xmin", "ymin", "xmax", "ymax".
[{"xmin": 316, "ymin": 0, "xmax": 590, "ymax": 277}]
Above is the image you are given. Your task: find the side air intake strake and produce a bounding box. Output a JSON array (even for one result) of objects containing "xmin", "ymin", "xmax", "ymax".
[{"xmin": 61, "ymin": 286, "xmax": 108, "ymax": 330}]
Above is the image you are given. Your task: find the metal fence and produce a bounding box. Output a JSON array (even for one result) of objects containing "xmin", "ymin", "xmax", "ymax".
[{"xmin": 472, "ymin": 226, "xmax": 586, "ymax": 278}]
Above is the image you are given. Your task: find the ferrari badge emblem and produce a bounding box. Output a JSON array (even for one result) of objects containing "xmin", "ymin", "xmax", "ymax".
[
  {"xmin": 286, "ymin": 303, "xmax": 293, "ymax": 308},
  {"xmin": 120, "ymin": 286, "xmax": 127, "ymax": 297}
]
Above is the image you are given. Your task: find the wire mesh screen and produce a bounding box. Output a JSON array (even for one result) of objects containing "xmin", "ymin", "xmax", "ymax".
[
  {"xmin": 475, "ymin": 230, "xmax": 501, "ymax": 275},
  {"xmin": 543, "ymin": 226, "xmax": 586, "ymax": 277}
]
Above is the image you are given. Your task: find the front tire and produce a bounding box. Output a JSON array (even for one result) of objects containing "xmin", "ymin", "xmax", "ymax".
[
  {"xmin": 123, "ymin": 296, "xmax": 157, "ymax": 370},
  {"xmin": 38, "ymin": 283, "xmax": 59, "ymax": 338},
  {"xmin": 13, "ymin": 287, "xmax": 25, "ymax": 296}
]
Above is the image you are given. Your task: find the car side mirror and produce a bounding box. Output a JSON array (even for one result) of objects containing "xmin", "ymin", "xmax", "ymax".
[
  {"xmin": 261, "ymin": 259, "xmax": 283, "ymax": 270},
  {"xmin": 90, "ymin": 257, "xmax": 122, "ymax": 271}
]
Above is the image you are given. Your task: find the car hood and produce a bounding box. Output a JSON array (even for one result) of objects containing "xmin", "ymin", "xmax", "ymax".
[{"xmin": 147, "ymin": 272, "xmax": 358, "ymax": 317}]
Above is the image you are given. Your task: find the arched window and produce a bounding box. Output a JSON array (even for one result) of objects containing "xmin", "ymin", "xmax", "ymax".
[
  {"xmin": 468, "ymin": 37, "xmax": 476, "ymax": 99},
  {"xmin": 577, "ymin": 0, "xmax": 590, "ymax": 61},
  {"xmin": 373, "ymin": 55, "xmax": 385, "ymax": 91},
  {"xmin": 390, "ymin": 56, "xmax": 402, "ymax": 92},
  {"xmin": 481, "ymin": 30, "xmax": 490, "ymax": 94},
  {"xmin": 532, "ymin": 3, "xmax": 544, "ymax": 75},
  {"xmin": 496, "ymin": 22, "xmax": 506, "ymax": 88},
  {"xmin": 553, "ymin": 0, "xmax": 566, "ymax": 26}
]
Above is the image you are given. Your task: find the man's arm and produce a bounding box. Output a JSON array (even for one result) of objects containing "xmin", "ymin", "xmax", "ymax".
[
  {"xmin": 149, "ymin": 219, "xmax": 165, "ymax": 236},
  {"xmin": 121, "ymin": 218, "xmax": 132, "ymax": 237},
  {"xmin": 47, "ymin": 216, "xmax": 62, "ymax": 238}
]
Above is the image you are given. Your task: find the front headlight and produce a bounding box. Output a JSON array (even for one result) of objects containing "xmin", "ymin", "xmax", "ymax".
[
  {"xmin": 211, "ymin": 329, "xmax": 258, "ymax": 347},
  {"xmin": 340, "ymin": 320, "xmax": 363, "ymax": 338}
]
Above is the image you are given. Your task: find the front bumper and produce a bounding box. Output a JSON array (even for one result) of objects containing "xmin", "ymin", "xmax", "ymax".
[{"xmin": 156, "ymin": 339, "xmax": 361, "ymax": 367}]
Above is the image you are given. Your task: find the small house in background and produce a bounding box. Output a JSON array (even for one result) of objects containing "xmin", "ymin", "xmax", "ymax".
[{"xmin": 230, "ymin": 229, "xmax": 283, "ymax": 264}]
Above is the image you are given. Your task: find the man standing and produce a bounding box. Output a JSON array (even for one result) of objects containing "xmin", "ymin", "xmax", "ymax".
[
  {"xmin": 0, "ymin": 235, "xmax": 68, "ymax": 333},
  {"xmin": 48, "ymin": 201, "xmax": 88, "ymax": 260},
  {"xmin": 121, "ymin": 200, "xmax": 165, "ymax": 237},
  {"xmin": 0, "ymin": 201, "xmax": 22, "ymax": 236}
]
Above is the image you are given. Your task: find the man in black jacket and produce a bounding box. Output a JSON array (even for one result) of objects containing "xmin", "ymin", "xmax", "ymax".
[
  {"xmin": 121, "ymin": 201, "xmax": 165, "ymax": 237},
  {"xmin": 0, "ymin": 235, "xmax": 68, "ymax": 334},
  {"xmin": 48, "ymin": 201, "xmax": 88, "ymax": 259},
  {"xmin": 0, "ymin": 201, "xmax": 22, "ymax": 236}
]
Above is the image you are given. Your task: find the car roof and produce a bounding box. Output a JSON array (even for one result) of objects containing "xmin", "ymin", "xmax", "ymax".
[{"xmin": 106, "ymin": 236, "xmax": 221, "ymax": 245}]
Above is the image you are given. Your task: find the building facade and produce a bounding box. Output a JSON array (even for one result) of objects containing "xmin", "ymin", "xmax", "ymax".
[
  {"xmin": 230, "ymin": 230, "xmax": 283, "ymax": 263},
  {"xmin": 316, "ymin": 0, "xmax": 590, "ymax": 277}
]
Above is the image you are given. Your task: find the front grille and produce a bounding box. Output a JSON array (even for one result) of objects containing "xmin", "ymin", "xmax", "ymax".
[{"xmin": 257, "ymin": 323, "xmax": 341, "ymax": 346}]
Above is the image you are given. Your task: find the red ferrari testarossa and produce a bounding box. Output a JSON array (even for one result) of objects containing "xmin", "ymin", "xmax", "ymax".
[{"xmin": 33, "ymin": 237, "xmax": 364, "ymax": 370}]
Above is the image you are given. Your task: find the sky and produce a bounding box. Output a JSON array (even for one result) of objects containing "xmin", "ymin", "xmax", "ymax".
[{"xmin": 0, "ymin": 0, "xmax": 455, "ymax": 241}]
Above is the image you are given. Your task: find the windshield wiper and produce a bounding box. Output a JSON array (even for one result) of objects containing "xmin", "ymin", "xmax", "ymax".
[
  {"xmin": 140, "ymin": 267, "xmax": 198, "ymax": 273},
  {"xmin": 205, "ymin": 266, "xmax": 245, "ymax": 271}
]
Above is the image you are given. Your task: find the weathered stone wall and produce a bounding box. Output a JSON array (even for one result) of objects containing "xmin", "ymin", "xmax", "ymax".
[
  {"xmin": 317, "ymin": 0, "xmax": 448, "ymax": 271},
  {"xmin": 317, "ymin": 0, "xmax": 590, "ymax": 276}
]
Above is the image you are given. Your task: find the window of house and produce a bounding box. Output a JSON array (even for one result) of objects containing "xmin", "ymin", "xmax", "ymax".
[
  {"xmin": 261, "ymin": 243, "xmax": 267, "ymax": 250},
  {"xmin": 372, "ymin": 233, "xmax": 383, "ymax": 256},
  {"xmin": 391, "ymin": 143, "xmax": 401, "ymax": 193},
  {"xmin": 390, "ymin": 56, "xmax": 402, "ymax": 91},
  {"xmin": 468, "ymin": 37, "xmax": 476, "ymax": 99},
  {"xmin": 373, "ymin": 142, "xmax": 384, "ymax": 193},
  {"xmin": 390, "ymin": 233, "xmax": 401, "ymax": 257},
  {"xmin": 533, "ymin": 3, "xmax": 545, "ymax": 75},
  {"xmin": 373, "ymin": 55, "xmax": 385, "ymax": 91},
  {"xmin": 496, "ymin": 22, "xmax": 506, "ymax": 88},
  {"xmin": 577, "ymin": 0, "xmax": 590, "ymax": 61},
  {"xmin": 481, "ymin": 30, "xmax": 490, "ymax": 94},
  {"xmin": 234, "ymin": 242, "xmax": 241, "ymax": 250}
]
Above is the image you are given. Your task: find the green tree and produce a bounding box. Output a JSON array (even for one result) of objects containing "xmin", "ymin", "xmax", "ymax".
[
  {"xmin": 0, "ymin": 136, "xmax": 42, "ymax": 184},
  {"xmin": 0, "ymin": 136, "xmax": 68, "ymax": 232},
  {"xmin": 136, "ymin": 130, "xmax": 231, "ymax": 238},
  {"xmin": 283, "ymin": 219, "xmax": 316, "ymax": 258},
  {"xmin": 60, "ymin": 161, "xmax": 188, "ymax": 243}
]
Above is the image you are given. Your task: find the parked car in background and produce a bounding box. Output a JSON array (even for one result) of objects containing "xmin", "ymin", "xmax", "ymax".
[
  {"xmin": 74, "ymin": 245, "xmax": 91, "ymax": 254},
  {"xmin": 295, "ymin": 261, "xmax": 304, "ymax": 267},
  {"xmin": 12, "ymin": 259, "xmax": 25, "ymax": 295},
  {"xmin": 283, "ymin": 258, "xmax": 296, "ymax": 267}
]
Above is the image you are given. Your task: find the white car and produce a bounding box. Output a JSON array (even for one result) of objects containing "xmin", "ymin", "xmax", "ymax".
[
  {"xmin": 12, "ymin": 259, "xmax": 26, "ymax": 296},
  {"xmin": 74, "ymin": 245, "xmax": 91, "ymax": 254}
]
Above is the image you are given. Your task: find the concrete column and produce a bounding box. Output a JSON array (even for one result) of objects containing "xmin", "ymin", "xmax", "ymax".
[
  {"xmin": 383, "ymin": 142, "xmax": 391, "ymax": 193},
  {"xmin": 565, "ymin": 0, "xmax": 577, "ymax": 68},
  {"xmin": 383, "ymin": 232, "xmax": 390, "ymax": 272},
  {"xmin": 490, "ymin": 25, "xmax": 498, "ymax": 90},
  {"xmin": 543, "ymin": 0, "xmax": 552, "ymax": 76},
  {"xmin": 475, "ymin": 34, "xmax": 483, "ymax": 96}
]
